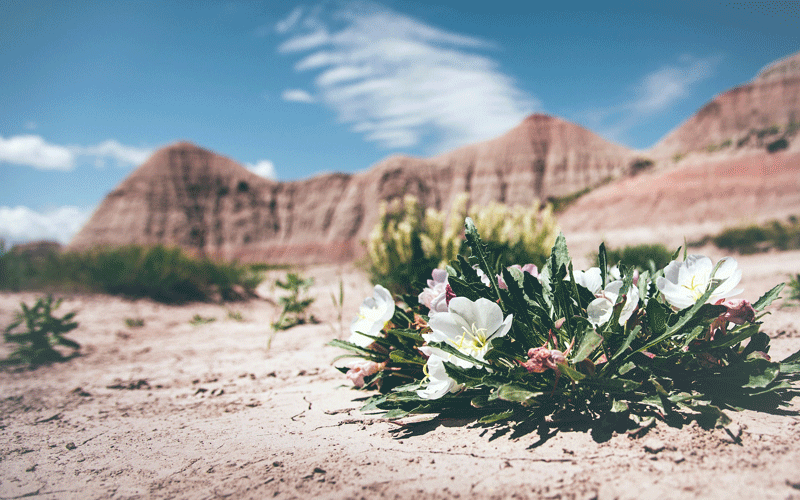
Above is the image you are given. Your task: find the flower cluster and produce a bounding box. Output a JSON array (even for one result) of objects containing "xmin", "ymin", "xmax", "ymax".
[{"xmin": 331, "ymin": 218, "xmax": 799, "ymax": 429}]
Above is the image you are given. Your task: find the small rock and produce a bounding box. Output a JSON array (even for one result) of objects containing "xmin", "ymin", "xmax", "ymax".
[
  {"xmin": 65, "ymin": 442, "xmax": 76, "ymax": 450},
  {"xmin": 272, "ymin": 461, "xmax": 283, "ymax": 467},
  {"xmin": 643, "ymin": 438, "xmax": 666, "ymax": 453}
]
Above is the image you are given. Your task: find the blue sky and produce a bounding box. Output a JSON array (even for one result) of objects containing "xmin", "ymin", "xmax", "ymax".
[{"xmin": 1, "ymin": 0, "xmax": 798, "ymax": 245}]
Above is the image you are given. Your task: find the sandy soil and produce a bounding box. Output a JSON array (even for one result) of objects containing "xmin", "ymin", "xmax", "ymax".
[{"xmin": 1, "ymin": 254, "xmax": 800, "ymax": 500}]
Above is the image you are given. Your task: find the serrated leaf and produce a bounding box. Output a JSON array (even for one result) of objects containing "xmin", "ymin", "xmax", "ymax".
[
  {"xmin": 752, "ymin": 283, "xmax": 784, "ymax": 312},
  {"xmin": 389, "ymin": 350, "xmax": 426, "ymax": 365},
  {"xmin": 384, "ymin": 408, "xmax": 411, "ymax": 420}
]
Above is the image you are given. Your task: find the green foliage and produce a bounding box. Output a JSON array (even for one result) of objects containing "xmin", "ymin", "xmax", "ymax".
[
  {"xmin": 332, "ymin": 219, "xmax": 800, "ymax": 430},
  {"xmin": 124, "ymin": 317, "xmax": 145, "ymax": 328},
  {"xmin": 227, "ymin": 310, "xmax": 244, "ymax": 322},
  {"xmin": 189, "ymin": 314, "xmax": 216, "ymax": 326},
  {"xmin": 3, "ymin": 296, "xmax": 80, "ymax": 367},
  {"xmin": 709, "ymin": 216, "xmax": 800, "ymax": 254},
  {"xmin": 598, "ymin": 243, "xmax": 674, "ymax": 274},
  {"xmin": 766, "ymin": 137, "xmax": 789, "ymax": 153},
  {"xmin": 272, "ymin": 273, "xmax": 317, "ymax": 331},
  {"xmin": 788, "ymin": 275, "xmax": 800, "ymax": 302},
  {"xmin": 367, "ymin": 194, "xmax": 558, "ymax": 294},
  {"xmin": 0, "ymin": 243, "xmax": 264, "ymax": 304},
  {"xmin": 630, "ymin": 158, "xmax": 654, "ymax": 174}
]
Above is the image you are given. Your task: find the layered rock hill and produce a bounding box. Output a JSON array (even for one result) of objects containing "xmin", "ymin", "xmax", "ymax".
[
  {"xmin": 559, "ymin": 50, "xmax": 800, "ymax": 254},
  {"xmin": 650, "ymin": 50, "xmax": 800, "ymax": 162},
  {"xmin": 70, "ymin": 116, "xmax": 636, "ymax": 263}
]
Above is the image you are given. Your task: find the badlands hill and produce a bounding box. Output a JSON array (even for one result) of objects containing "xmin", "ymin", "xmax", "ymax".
[
  {"xmin": 558, "ymin": 50, "xmax": 800, "ymax": 254},
  {"xmin": 70, "ymin": 115, "xmax": 636, "ymax": 263},
  {"xmin": 71, "ymin": 50, "xmax": 800, "ymax": 264}
]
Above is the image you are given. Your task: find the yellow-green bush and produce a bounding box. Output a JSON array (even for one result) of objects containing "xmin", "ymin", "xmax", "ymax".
[{"xmin": 367, "ymin": 194, "xmax": 559, "ymax": 294}]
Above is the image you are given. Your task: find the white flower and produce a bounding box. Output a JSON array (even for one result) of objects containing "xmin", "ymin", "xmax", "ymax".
[
  {"xmin": 587, "ymin": 280, "xmax": 640, "ymax": 327},
  {"xmin": 417, "ymin": 353, "xmax": 463, "ymax": 400},
  {"xmin": 349, "ymin": 285, "xmax": 395, "ymax": 347},
  {"xmin": 424, "ymin": 297, "xmax": 513, "ymax": 368},
  {"xmin": 571, "ymin": 267, "xmax": 603, "ymax": 294},
  {"xmin": 418, "ymin": 269, "xmax": 449, "ymax": 316},
  {"xmin": 656, "ymin": 255, "xmax": 742, "ymax": 310}
]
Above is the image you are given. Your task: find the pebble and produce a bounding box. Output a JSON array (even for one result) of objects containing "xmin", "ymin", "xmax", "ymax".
[{"xmin": 643, "ymin": 438, "xmax": 666, "ymax": 453}]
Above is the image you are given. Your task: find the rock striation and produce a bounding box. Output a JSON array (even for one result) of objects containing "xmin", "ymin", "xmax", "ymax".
[
  {"xmin": 70, "ymin": 116, "xmax": 635, "ymax": 264},
  {"xmin": 650, "ymin": 50, "xmax": 800, "ymax": 162}
]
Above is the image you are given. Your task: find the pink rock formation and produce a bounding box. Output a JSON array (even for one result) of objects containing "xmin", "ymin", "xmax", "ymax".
[{"xmin": 70, "ymin": 116, "xmax": 634, "ymax": 264}]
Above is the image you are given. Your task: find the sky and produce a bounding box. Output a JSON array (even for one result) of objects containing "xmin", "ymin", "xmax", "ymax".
[{"xmin": 1, "ymin": 0, "xmax": 799, "ymax": 245}]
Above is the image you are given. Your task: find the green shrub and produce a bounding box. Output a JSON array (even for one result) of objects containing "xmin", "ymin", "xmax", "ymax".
[
  {"xmin": 3, "ymin": 296, "xmax": 80, "ymax": 367},
  {"xmin": 367, "ymin": 195, "xmax": 558, "ymax": 294},
  {"xmin": 0, "ymin": 244, "xmax": 264, "ymax": 303},
  {"xmin": 596, "ymin": 243, "xmax": 674, "ymax": 274},
  {"xmin": 766, "ymin": 137, "xmax": 789, "ymax": 153},
  {"xmin": 711, "ymin": 217, "xmax": 800, "ymax": 254},
  {"xmin": 789, "ymin": 274, "xmax": 800, "ymax": 302},
  {"xmin": 124, "ymin": 318, "xmax": 145, "ymax": 328}
]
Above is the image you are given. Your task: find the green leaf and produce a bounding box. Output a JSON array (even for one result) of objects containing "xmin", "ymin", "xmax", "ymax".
[
  {"xmin": 611, "ymin": 399, "xmax": 629, "ymax": 413},
  {"xmin": 611, "ymin": 325, "xmax": 641, "ymax": 361},
  {"xmin": 752, "ymin": 283, "xmax": 784, "ymax": 312},
  {"xmin": 557, "ymin": 363, "xmax": 586, "ymax": 381},
  {"xmin": 442, "ymin": 361, "xmax": 485, "ymax": 386},
  {"xmin": 384, "ymin": 408, "xmax": 411, "ymax": 420},
  {"xmin": 463, "ymin": 217, "xmax": 502, "ymax": 303},
  {"xmin": 478, "ymin": 410, "xmax": 514, "ymax": 424},
  {"xmin": 471, "ymin": 395, "xmax": 491, "ymax": 408},
  {"xmin": 571, "ymin": 330, "xmax": 603, "ymax": 363},
  {"xmin": 579, "ymin": 377, "xmax": 640, "ymax": 392},
  {"xmin": 646, "ymin": 299, "xmax": 669, "ymax": 338},
  {"xmin": 781, "ymin": 347, "xmax": 800, "ymax": 364},
  {"xmin": 327, "ymin": 339, "xmax": 383, "ymax": 358},
  {"xmin": 427, "ymin": 342, "xmax": 488, "ymax": 368},
  {"xmin": 598, "ymin": 242, "xmax": 608, "ymax": 288},
  {"xmin": 742, "ymin": 359, "xmax": 780, "ymax": 389},
  {"xmin": 389, "ymin": 351, "xmax": 426, "ymax": 365},
  {"xmin": 496, "ymin": 384, "xmax": 542, "ymax": 405}
]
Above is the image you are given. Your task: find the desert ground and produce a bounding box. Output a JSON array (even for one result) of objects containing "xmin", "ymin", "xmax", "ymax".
[{"xmin": 2, "ymin": 245, "xmax": 800, "ymax": 500}]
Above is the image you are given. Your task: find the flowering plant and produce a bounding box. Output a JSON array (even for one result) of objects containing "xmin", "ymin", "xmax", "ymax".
[{"xmin": 331, "ymin": 218, "xmax": 800, "ymax": 428}]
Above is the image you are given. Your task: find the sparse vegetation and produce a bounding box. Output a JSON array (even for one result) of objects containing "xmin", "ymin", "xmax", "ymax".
[
  {"xmin": 125, "ymin": 318, "xmax": 145, "ymax": 328},
  {"xmin": 767, "ymin": 137, "xmax": 789, "ymax": 153},
  {"xmin": 3, "ymin": 296, "xmax": 80, "ymax": 367},
  {"xmin": 367, "ymin": 194, "xmax": 558, "ymax": 294},
  {"xmin": 0, "ymin": 243, "xmax": 264, "ymax": 304},
  {"xmin": 271, "ymin": 273, "xmax": 317, "ymax": 331},
  {"xmin": 630, "ymin": 158, "xmax": 654, "ymax": 174},
  {"xmin": 227, "ymin": 310, "xmax": 244, "ymax": 322},
  {"xmin": 788, "ymin": 274, "xmax": 800, "ymax": 302},
  {"xmin": 190, "ymin": 314, "xmax": 216, "ymax": 326},
  {"xmin": 691, "ymin": 216, "xmax": 800, "ymax": 254},
  {"xmin": 595, "ymin": 243, "xmax": 674, "ymax": 274}
]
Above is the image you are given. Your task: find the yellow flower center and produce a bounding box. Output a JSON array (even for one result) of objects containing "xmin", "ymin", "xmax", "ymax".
[
  {"xmin": 454, "ymin": 323, "xmax": 490, "ymax": 358},
  {"xmin": 682, "ymin": 275, "xmax": 708, "ymax": 301}
]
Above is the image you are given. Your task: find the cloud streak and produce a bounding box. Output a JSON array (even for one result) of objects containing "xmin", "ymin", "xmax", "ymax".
[
  {"xmin": 578, "ymin": 55, "xmax": 720, "ymax": 146},
  {"xmin": 276, "ymin": 3, "xmax": 537, "ymax": 152},
  {"xmin": 0, "ymin": 205, "xmax": 94, "ymax": 245},
  {"xmin": 0, "ymin": 134, "xmax": 153, "ymax": 171}
]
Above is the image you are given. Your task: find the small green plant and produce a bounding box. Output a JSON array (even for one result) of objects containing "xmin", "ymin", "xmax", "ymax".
[
  {"xmin": 124, "ymin": 317, "xmax": 145, "ymax": 328},
  {"xmin": 271, "ymin": 273, "xmax": 317, "ymax": 331},
  {"xmin": 190, "ymin": 314, "xmax": 216, "ymax": 326},
  {"xmin": 329, "ymin": 276, "xmax": 346, "ymax": 338},
  {"xmin": 630, "ymin": 158, "xmax": 654, "ymax": 174},
  {"xmin": 227, "ymin": 310, "xmax": 244, "ymax": 322},
  {"xmin": 3, "ymin": 296, "xmax": 80, "ymax": 367},
  {"xmin": 789, "ymin": 274, "xmax": 800, "ymax": 302}
]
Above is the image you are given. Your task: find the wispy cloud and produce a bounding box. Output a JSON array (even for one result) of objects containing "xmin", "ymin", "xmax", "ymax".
[
  {"xmin": 0, "ymin": 205, "xmax": 93, "ymax": 245},
  {"xmin": 275, "ymin": 2, "xmax": 537, "ymax": 152},
  {"xmin": 246, "ymin": 159, "xmax": 277, "ymax": 180},
  {"xmin": 0, "ymin": 135, "xmax": 153, "ymax": 171},
  {"xmin": 632, "ymin": 56, "xmax": 717, "ymax": 114},
  {"xmin": 577, "ymin": 55, "xmax": 720, "ymax": 146},
  {"xmin": 281, "ymin": 89, "xmax": 316, "ymax": 103}
]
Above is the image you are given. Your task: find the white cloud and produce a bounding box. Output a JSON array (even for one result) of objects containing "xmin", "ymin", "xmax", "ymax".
[
  {"xmin": 246, "ymin": 160, "xmax": 277, "ymax": 180},
  {"xmin": 276, "ymin": 2, "xmax": 537, "ymax": 152},
  {"xmin": 0, "ymin": 135, "xmax": 74, "ymax": 170},
  {"xmin": 0, "ymin": 205, "xmax": 94, "ymax": 246},
  {"xmin": 632, "ymin": 56, "xmax": 717, "ymax": 114},
  {"xmin": 575, "ymin": 55, "xmax": 719, "ymax": 145},
  {"xmin": 0, "ymin": 135, "xmax": 153, "ymax": 171},
  {"xmin": 73, "ymin": 139, "xmax": 152, "ymax": 167},
  {"xmin": 282, "ymin": 89, "xmax": 316, "ymax": 103}
]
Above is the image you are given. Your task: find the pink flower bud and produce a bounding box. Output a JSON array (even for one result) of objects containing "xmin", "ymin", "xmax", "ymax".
[
  {"xmin": 345, "ymin": 360, "xmax": 383, "ymax": 388},
  {"xmin": 522, "ymin": 347, "xmax": 564, "ymax": 373},
  {"xmin": 720, "ymin": 299, "xmax": 756, "ymax": 325}
]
